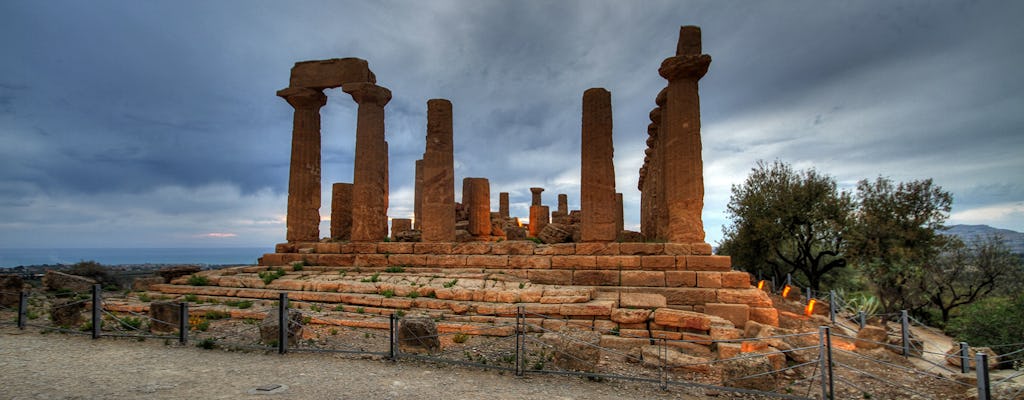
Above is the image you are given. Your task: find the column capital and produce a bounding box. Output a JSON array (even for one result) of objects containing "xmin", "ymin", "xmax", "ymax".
[
  {"xmin": 658, "ymin": 54, "xmax": 711, "ymax": 82},
  {"xmin": 529, "ymin": 187, "xmax": 545, "ymax": 195},
  {"xmin": 342, "ymin": 82, "xmax": 392, "ymax": 107},
  {"xmin": 277, "ymin": 87, "xmax": 327, "ymax": 109}
]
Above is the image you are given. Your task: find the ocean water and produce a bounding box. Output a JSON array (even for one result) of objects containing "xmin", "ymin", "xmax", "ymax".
[{"xmin": 0, "ymin": 247, "xmax": 272, "ymax": 267}]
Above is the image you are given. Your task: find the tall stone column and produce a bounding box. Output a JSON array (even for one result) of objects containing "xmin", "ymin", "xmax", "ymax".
[
  {"xmin": 530, "ymin": 187, "xmax": 544, "ymax": 206},
  {"xmin": 498, "ymin": 192, "xmax": 509, "ymax": 219},
  {"xmin": 331, "ymin": 182, "xmax": 353, "ymax": 240},
  {"xmin": 557, "ymin": 194, "xmax": 568, "ymax": 215},
  {"xmin": 659, "ymin": 26, "xmax": 710, "ymax": 243},
  {"xmin": 615, "ymin": 192, "xmax": 624, "ymax": 235},
  {"xmin": 277, "ymin": 87, "xmax": 327, "ymax": 243},
  {"xmin": 462, "ymin": 178, "xmax": 491, "ymax": 237},
  {"xmin": 414, "ymin": 159, "xmax": 423, "ymax": 230},
  {"xmin": 528, "ymin": 187, "xmax": 546, "ymax": 238},
  {"xmin": 580, "ymin": 88, "xmax": 617, "ymax": 242},
  {"xmin": 421, "ymin": 99, "xmax": 456, "ymax": 242},
  {"xmin": 343, "ymin": 82, "xmax": 392, "ymax": 242}
]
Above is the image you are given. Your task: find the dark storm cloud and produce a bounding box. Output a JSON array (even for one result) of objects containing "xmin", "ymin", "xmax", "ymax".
[{"xmin": 0, "ymin": 0, "xmax": 1021, "ymax": 247}]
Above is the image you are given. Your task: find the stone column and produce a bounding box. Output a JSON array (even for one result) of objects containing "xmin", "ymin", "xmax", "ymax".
[
  {"xmin": 391, "ymin": 218, "xmax": 412, "ymax": 241},
  {"xmin": 421, "ymin": 99, "xmax": 456, "ymax": 242},
  {"xmin": 277, "ymin": 87, "xmax": 327, "ymax": 243},
  {"xmin": 414, "ymin": 159, "xmax": 423, "ymax": 230},
  {"xmin": 530, "ymin": 187, "xmax": 544, "ymax": 206},
  {"xmin": 615, "ymin": 192, "xmax": 624, "ymax": 235},
  {"xmin": 331, "ymin": 183, "xmax": 353, "ymax": 240},
  {"xmin": 499, "ymin": 192, "xmax": 509, "ymax": 219},
  {"xmin": 462, "ymin": 178, "xmax": 491, "ymax": 237},
  {"xmin": 580, "ymin": 88, "xmax": 617, "ymax": 242},
  {"xmin": 528, "ymin": 187, "xmax": 545, "ymax": 237},
  {"xmin": 343, "ymin": 82, "xmax": 392, "ymax": 242},
  {"xmin": 659, "ymin": 26, "xmax": 710, "ymax": 243},
  {"xmin": 557, "ymin": 194, "xmax": 568, "ymax": 215}
]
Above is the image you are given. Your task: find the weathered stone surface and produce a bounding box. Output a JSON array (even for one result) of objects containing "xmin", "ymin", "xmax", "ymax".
[
  {"xmin": 945, "ymin": 346, "xmax": 1001, "ymax": 370},
  {"xmin": 132, "ymin": 276, "xmax": 165, "ymax": 291},
  {"xmin": 414, "ymin": 159, "xmax": 423, "ymax": 230},
  {"xmin": 611, "ymin": 308, "xmax": 652, "ymax": 324},
  {"xmin": 530, "ymin": 187, "xmax": 544, "ymax": 206},
  {"xmin": 50, "ymin": 298, "xmax": 86, "ymax": 328},
  {"xmin": 398, "ymin": 317, "xmax": 441, "ymax": 354},
  {"xmin": 278, "ymin": 86, "xmax": 327, "ymax": 242},
  {"xmin": 720, "ymin": 355, "xmax": 779, "ymax": 391},
  {"xmin": 641, "ymin": 345, "xmax": 711, "ymax": 373},
  {"xmin": 0, "ymin": 275, "xmax": 24, "ymax": 306},
  {"xmin": 288, "ymin": 57, "xmax": 373, "ymax": 89},
  {"xmin": 504, "ymin": 225, "xmax": 527, "ymax": 241},
  {"xmin": 158, "ymin": 266, "xmax": 203, "ymax": 282},
  {"xmin": 344, "ymin": 82, "xmax": 392, "ymax": 242},
  {"xmin": 620, "ymin": 293, "xmax": 667, "ymax": 308},
  {"xmin": 557, "ymin": 193, "xmax": 568, "ymax": 215},
  {"xmin": 331, "ymin": 182, "xmax": 353, "ymax": 240},
  {"xmin": 540, "ymin": 327, "xmax": 602, "ymax": 372},
  {"xmin": 704, "ymin": 303, "xmax": 749, "ymax": 327},
  {"xmin": 148, "ymin": 302, "xmax": 181, "ymax": 333},
  {"xmin": 43, "ymin": 270, "xmax": 96, "ymax": 293},
  {"xmin": 653, "ymin": 308, "xmax": 711, "ymax": 331},
  {"xmin": 260, "ymin": 308, "xmax": 304, "ymax": 346},
  {"xmin": 462, "ymin": 178, "xmax": 491, "ymax": 237},
  {"xmin": 528, "ymin": 205, "xmax": 549, "ymax": 238},
  {"xmin": 421, "ymin": 102, "xmax": 456, "ymax": 242},
  {"xmin": 580, "ymin": 88, "xmax": 617, "ymax": 242},
  {"xmin": 537, "ymin": 222, "xmax": 573, "ymax": 244},
  {"xmin": 855, "ymin": 325, "xmax": 888, "ymax": 350},
  {"xmin": 659, "ymin": 26, "xmax": 710, "ymax": 243},
  {"xmin": 498, "ymin": 192, "xmax": 510, "ymax": 219},
  {"xmin": 390, "ymin": 218, "xmax": 412, "ymax": 241}
]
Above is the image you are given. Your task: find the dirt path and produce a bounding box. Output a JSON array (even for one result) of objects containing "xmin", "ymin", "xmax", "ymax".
[{"xmin": 0, "ymin": 327, "xmax": 705, "ymax": 400}]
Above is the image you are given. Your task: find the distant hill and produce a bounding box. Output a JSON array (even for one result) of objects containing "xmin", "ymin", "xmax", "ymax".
[{"xmin": 943, "ymin": 224, "xmax": 1024, "ymax": 255}]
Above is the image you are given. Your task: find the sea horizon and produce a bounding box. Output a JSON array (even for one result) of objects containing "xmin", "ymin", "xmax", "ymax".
[{"xmin": 0, "ymin": 247, "xmax": 272, "ymax": 268}]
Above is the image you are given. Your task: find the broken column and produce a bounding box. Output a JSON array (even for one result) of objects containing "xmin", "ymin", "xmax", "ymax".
[
  {"xmin": 277, "ymin": 87, "xmax": 328, "ymax": 243},
  {"xmin": 499, "ymin": 192, "xmax": 510, "ymax": 220},
  {"xmin": 391, "ymin": 218, "xmax": 412, "ymax": 241},
  {"xmin": 462, "ymin": 178, "xmax": 491, "ymax": 237},
  {"xmin": 528, "ymin": 187, "xmax": 548, "ymax": 238},
  {"xmin": 421, "ymin": 99, "xmax": 456, "ymax": 242},
  {"xmin": 343, "ymin": 82, "xmax": 392, "ymax": 242},
  {"xmin": 414, "ymin": 159, "xmax": 423, "ymax": 230},
  {"xmin": 658, "ymin": 26, "xmax": 710, "ymax": 243},
  {"xmin": 580, "ymin": 88, "xmax": 617, "ymax": 242},
  {"xmin": 331, "ymin": 183, "xmax": 353, "ymax": 240},
  {"xmin": 557, "ymin": 194, "xmax": 568, "ymax": 215}
]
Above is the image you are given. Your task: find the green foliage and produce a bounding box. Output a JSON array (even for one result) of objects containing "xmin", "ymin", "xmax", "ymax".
[
  {"xmin": 309, "ymin": 304, "xmax": 322, "ymax": 312},
  {"xmin": 719, "ymin": 160, "xmax": 853, "ymax": 290},
  {"xmin": 407, "ymin": 291, "xmax": 419, "ymax": 299},
  {"xmin": 137, "ymin": 293, "xmax": 151, "ymax": 302},
  {"xmin": 118, "ymin": 316, "xmax": 144, "ymax": 330},
  {"xmin": 922, "ymin": 235, "xmax": 1024, "ymax": 323},
  {"xmin": 291, "ymin": 261, "xmax": 305, "ymax": 271},
  {"xmin": 259, "ymin": 268, "xmax": 286, "ymax": 285},
  {"xmin": 333, "ymin": 304, "xmax": 345, "ymax": 311},
  {"xmin": 224, "ymin": 299, "xmax": 253, "ymax": 309},
  {"xmin": 394, "ymin": 310, "xmax": 405, "ymax": 317},
  {"xmin": 452, "ymin": 332, "xmax": 469, "ymax": 344},
  {"xmin": 381, "ymin": 289, "xmax": 394, "ymax": 298},
  {"xmin": 183, "ymin": 294, "xmax": 199, "ymax": 303},
  {"xmin": 196, "ymin": 338, "xmax": 216, "ymax": 349},
  {"xmin": 836, "ymin": 289, "xmax": 881, "ymax": 318},
  {"xmin": 355, "ymin": 307, "xmax": 365, "ymax": 314},
  {"xmin": 527, "ymin": 237, "xmax": 542, "ymax": 244},
  {"xmin": 361, "ymin": 273, "xmax": 381, "ymax": 283},
  {"xmin": 187, "ymin": 275, "xmax": 210, "ymax": 286},
  {"xmin": 204, "ymin": 310, "xmax": 230, "ymax": 320},
  {"xmin": 385, "ymin": 266, "xmax": 406, "ymax": 273},
  {"xmin": 946, "ymin": 294, "xmax": 1024, "ymax": 365},
  {"xmin": 442, "ymin": 279, "xmax": 458, "ymax": 288},
  {"xmin": 848, "ymin": 177, "xmax": 952, "ymax": 313},
  {"xmin": 67, "ymin": 260, "xmax": 118, "ymax": 289}
]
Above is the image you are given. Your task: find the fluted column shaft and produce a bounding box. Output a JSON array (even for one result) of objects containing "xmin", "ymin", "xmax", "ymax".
[
  {"xmin": 278, "ymin": 87, "xmax": 327, "ymax": 243},
  {"xmin": 580, "ymin": 88, "xmax": 617, "ymax": 242},
  {"xmin": 343, "ymin": 82, "xmax": 392, "ymax": 242},
  {"xmin": 421, "ymin": 99, "xmax": 456, "ymax": 242}
]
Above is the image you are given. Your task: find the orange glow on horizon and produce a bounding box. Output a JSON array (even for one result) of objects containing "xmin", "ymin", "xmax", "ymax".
[{"xmin": 805, "ymin": 299, "xmax": 816, "ymax": 316}]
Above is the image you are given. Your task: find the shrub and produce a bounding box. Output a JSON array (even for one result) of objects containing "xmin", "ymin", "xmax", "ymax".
[
  {"xmin": 452, "ymin": 332, "xmax": 469, "ymax": 344},
  {"xmin": 118, "ymin": 316, "xmax": 144, "ymax": 330},
  {"xmin": 204, "ymin": 310, "xmax": 231, "ymax": 320},
  {"xmin": 946, "ymin": 294, "xmax": 1024, "ymax": 366},
  {"xmin": 187, "ymin": 275, "xmax": 210, "ymax": 286},
  {"xmin": 183, "ymin": 294, "xmax": 199, "ymax": 303},
  {"xmin": 224, "ymin": 300, "xmax": 253, "ymax": 309},
  {"xmin": 291, "ymin": 261, "xmax": 305, "ymax": 271},
  {"xmin": 443, "ymin": 279, "xmax": 458, "ymax": 288},
  {"xmin": 385, "ymin": 266, "xmax": 406, "ymax": 273},
  {"xmin": 137, "ymin": 293, "xmax": 151, "ymax": 302},
  {"xmin": 361, "ymin": 273, "xmax": 381, "ymax": 283},
  {"xmin": 381, "ymin": 289, "xmax": 394, "ymax": 298},
  {"xmin": 67, "ymin": 260, "xmax": 117, "ymax": 288},
  {"xmin": 407, "ymin": 291, "xmax": 419, "ymax": 299},
  {"xmin": 196, "ymin": 338, "xmax": 216, "ymax": 349},
  {"xmin": 259, "ymin": 268, "xmax": 286, "ymax": 284}
]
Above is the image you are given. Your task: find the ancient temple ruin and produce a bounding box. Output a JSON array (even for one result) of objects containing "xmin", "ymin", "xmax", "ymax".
[{"xmin": 148, "ymin": 26, "xmax": 777, "ymax": 360}]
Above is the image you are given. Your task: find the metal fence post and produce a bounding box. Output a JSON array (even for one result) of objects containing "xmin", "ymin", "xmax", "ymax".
[
  {"xmin": 828, "ymin": 290, "xmax": 836, "ymax": 324},
  {"xmin": 819, "ymin": 327, "xmax": 829, "ymax": 399},
  {"xmin": 959, "ymin": 342, "xmax": 970, "ymax": 374},
  {"xmin": 179, "ymin": 302, "xmax": 189, "ymax": 345},
  {"xmin": 515, "ymin": 306, "xmax": 524, "ymax": 377},
  {"xmin": 278, "ymin": 292, "xmax": 288, "ymax": 354},
  {"xmin": 659, "ymin": 338, "xmax": 667, "ymax": 391},
  {"xmin": 388, "ymin": 313, "xmax": 396, "ymax": 361},
  {"xmin": 976, "ymin": 353, "xmax": 991, "ymax": 400},
  {"xmin": 786, "ymin": 273, "xmax": 792, "ymax": 287},
  {"xmin": 91, "ymin": 284, "xmax": 101, "ymax": 339},
  {"xmin": 805, "ymin": 287, "xmax": 812, "ymax": 302},
  {"xmin": 858, "ymin": 311, "xmax": 866, "ymax": 329},
  {"xmin": 900, "ymin": 310, "xmax": 910, "ymax": 357},
  {"xmin": 17, "ymin": 290, "xmax": 27, "ymax": 329}
]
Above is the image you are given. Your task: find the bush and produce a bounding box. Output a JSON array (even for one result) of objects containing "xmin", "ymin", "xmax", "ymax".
[
  {"xmin": 118, "ymin": 316, "xmax": 144, "ymax": 330},
  {"xmin": 946, "ymin": 294, "xmax": 1024, "ymax": 366},
  {"xmin": 67, "ymin": 260, "xmax": 118, "ymax": 289},
  {"xmin": 385, "ymin": 266, "xmax": 406, "ymax": 273},
  {"xmin": 187, "ymin": 275, "xmax": 210, "ymax": 286},
  {"xmin": 259, "ymin": 268, "xmax": 286, "ymax": 284}
]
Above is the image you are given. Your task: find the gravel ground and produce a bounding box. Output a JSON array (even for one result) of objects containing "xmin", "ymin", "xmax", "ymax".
[{"xmin": 0, "ymin": 327, "xmax": 705, "ymax": 400}]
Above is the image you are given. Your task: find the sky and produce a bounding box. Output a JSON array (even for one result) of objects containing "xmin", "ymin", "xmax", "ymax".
[{"xmin": 1, "ymin": 1, "xmax": 1022, "ymax": 249}]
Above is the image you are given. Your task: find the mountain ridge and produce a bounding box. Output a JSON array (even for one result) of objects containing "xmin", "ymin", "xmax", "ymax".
[{"xmin": 943, "ymin": 224, "xmax": 1024, "ymax": 254}]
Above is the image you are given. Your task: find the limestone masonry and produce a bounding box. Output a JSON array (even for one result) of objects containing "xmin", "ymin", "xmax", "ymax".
[{"xmin": 153, "ymin": 26, "xmax": 777, "ymax": 357}]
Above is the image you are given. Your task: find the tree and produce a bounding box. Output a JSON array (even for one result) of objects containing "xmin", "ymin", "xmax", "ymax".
[
  {"xmin": 848, "ymin": 177, "xmax": 952, "ymax": 313},
  {"xmin": 719, "ymin": 161, "xmax": 854, "ymax": 291},
  {"xmin": 922, "ymin": 235, "xmax": 1024, "ymax": 323}
]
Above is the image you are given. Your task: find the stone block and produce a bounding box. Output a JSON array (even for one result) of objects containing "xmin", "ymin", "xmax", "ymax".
[
  {"xmin": 620, "ymin": 293, "xmax": 667, "ymax": 308},
  {"xmin": 651, "ymin": 330, "xmax": 683, "ymax": 340},
  {"xmin": 378, "ymin": 242, "xmax": 414, "ymax": 254},
  {"xmin": 595, "ymin": 255, "xmax": 642, "ymax": 269},
  {"xmin": 665, "ymin": 271, "xmax": 697, "ymax": 287},
  {"xmin": 642, "ymin": 346, "xmax": 711, "ymax": 374},
  {"xmin": 685, "ymin": 255, "xmax": 731, "ymax": 271},
  {"xmin": 398, "ymin": 318, "xmax": 441, "ymax": 354},
  {"xmin": 534, "ymin": 243, "xmax": 576, "ymax": 255},
  {"xmin": 466, "ymin": 255, "xmax": 507, "ymax": 267},
  {"xmin": 354, "ymin": 254, "xmax": 388, "ymax": 267},
  {"xmin": 288, "ymin": 57, "xmax": 373, "ymax": 89},
  {"xmin": 43, "ymin": 270, "xmax": 96, "ymax": 293},
  {"xmin": 600, "ymin": 335, "xmax": 650, "ymax": 353},
  {"xmin": 451, "ymin": 242, "xmax": 492, "ymax": 255},
  {"xmin": 260, "ymin": 308, "xmax": 304, "ymax": 346},
  {"xmin": 414, "ymin": 243, "xmax": 453, "ymax": 254},
  {"xmin": 610, "ymin": 308, "xmax": 652, "ymax": 324},
  {"xmin": 620, "ymin": 271, "xmax": 665, "ymax": 287},
  {"xmin": 663, "ymin": 243, "xmax": 692, "ymax": 255},
  {"xmin": 551, "ymin": 256, "xmax": 597, "ymax": 269},
  {"xmin": 619, "ymin": 328, "xmax": 650, "ymax": 338},
  {"xmin": 575, "ymin": 243, "xmax": 619, "ymax": 255},
  {"xmin": 490, "ymin": 241, "xmax": 535, "ymax": 255},
  {"xmin": 641, "ymin": 255, "xmax": 676, "ymax": 270},
  {"xmin": 422, "ymin": 255, "xmax": 468, "ymax": 267},
  {"xmin": 653, "ymin": 308, "xmax": 711, "ymax": 331},
  {"xmin": 572, "ymin": 270, "xmax": 619, "ymax": 286},
  {"xmin": 748, "ymin": 307, "xmax": 779, "ymax": 326},
  {"xmin": 319, "ymin": 254, "xmax": 356, "ymax": 266},
  {"xmin": 131, "ymin": 276, "xmax": 165, "ymax": 292},
  {"xmin": 350, "ymin": 243, "xmax": 379, "ymax": 253},
  {"xmin": 618, "ymin": 243, "xmax": 664, "ymax": 255},
  {"xmin": 708, "ymin": 304, "xmax": 749, "ymax": 329},
  {"xmin": 507, "ymin": 255, "xmax": 550, "ymax": 269},
  {"xmin": 721, "ymin": 271, "xmax": 752, "ymax": 288},
  {"xmin": 718, "ymin": 342, "xmax": 743, "ymax": 359},
  {"xmin": 696, "ymin": 271, "xmax": 722, "ymax": 288},
  {"xmin": 690, "ymin": 243, "xmax": 713, "ymax": 255},
  {"xmin": 528, "ymin": 270, "xmax": 572, "ymax": 285},
  {"xmin": 717, "ymin": 288, "xmax": 773, "ymax": 307},
  {"xmin": 560, "ymin": 300, "xmax": 614, "ymax": 316},
  {"xmin": 657, "ymin": 287, "xmax": 717, "ymax": 305},
  {"xmin": 854, "ymin": 325, "xmax": 888, "ymax": 350},
  {"xmin": 148, "ymin": 302, "xmax": 181, "ymax": 333},
  {"xmin": 314, "ymin": 243, "xmax": 341, "ymax": 253}
]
